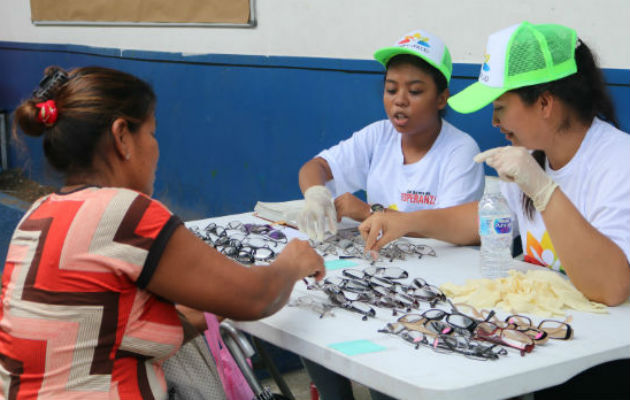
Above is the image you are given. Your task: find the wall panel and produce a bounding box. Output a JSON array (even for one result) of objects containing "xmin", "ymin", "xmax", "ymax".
[{"xmin": 0, "ymin": 42, "xmax": 628, "ymax": 219}]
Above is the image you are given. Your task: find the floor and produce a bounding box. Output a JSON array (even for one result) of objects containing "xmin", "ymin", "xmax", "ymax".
[{"xmin": 261, "ymin": 368, "xmax": 372, "ymax": 400}]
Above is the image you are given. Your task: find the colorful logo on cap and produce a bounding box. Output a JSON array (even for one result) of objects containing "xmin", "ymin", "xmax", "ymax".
[
  {"xmin": 482, "ymin": 53, "xmax": 491, "ymax": 72},
  {"xmin": 398, "ymin": 33, "xmax": 430, "ymax": 48}
]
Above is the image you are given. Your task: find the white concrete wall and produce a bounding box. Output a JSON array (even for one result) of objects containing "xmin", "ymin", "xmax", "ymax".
[{"xmin": 1, "ymin": 0, "xmax": 629, "ymax": 69}]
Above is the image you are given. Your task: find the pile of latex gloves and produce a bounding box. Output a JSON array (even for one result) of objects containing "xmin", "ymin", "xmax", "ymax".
[{"xmin": 440, "ymin": 269, "xmax": 608, "ymax": 317}]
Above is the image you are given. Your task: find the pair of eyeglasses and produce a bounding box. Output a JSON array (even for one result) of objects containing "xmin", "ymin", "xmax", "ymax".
[
  {"xmin": 318, "ymin": 276, "xmax": 372, "ymax": 295},
  {"xmin": 362, "ymin": 268, "xmax": 420, "ymax": 312},
  {"xmin": 307, "ymin": 278, "xmax": 376, "ymax": 320},
  {"xmin": 189, "ymin": 225, "xmax": 211, "ymax": 242},
  {"xmin": 392, "ymin": 240, "xmax": 437, "ymax": 257},
  {"xmin": 220, "ymin": 244, "xmax": 275, "ymax": 264},
  {"xmin": 372, "ymin": 239, "xmax": 437, "ymax": 263},
  {"xmin": 504, "ymin": 314, "xmax": 573, "ymax": 341},
  {"xmin": 340, "ymin": 242, "xmax": 377, "ymax": 261},
  {"xmin": 474, "ymin": 321, "xmax": 536, "ymax": 356},
  {"xmin": 215, "ymin": 237, "xmax": 276, "ymax": 264},
  {"xmin": 411, "ymin": 278, "xmax": 446, "ymax": 306},
  {"xmin": 365, "ymin": 266, "xmax": 409, "ymax": 280},
  {"xmin": 439, "ymin": 300, "xmax": 498, "ymax": 333},
  {"xmin": 341, "ymin": 268, "xmax": 419, "ymax": 314},
  {"xmin": 288, "ymin": 295, "xmax": 336, "ymax": 319},
  {"xmin": 204, "ymin": 222, "xmax": 227, "ymax": 238},
  {"xmin": 451, "ymin": 303, "xmax": 559, "ymax": 344},
  {"xmin": 342, "ymin": 266, "xmax": 408, "ymax": 283},
  {"xmin": 342, "ymin": 268, "xmax": 444, "ymax": 309},
  {"xmin": 311, "ymin": 241, "xmax": 339, "ymax": 256},
  {"xmin": 313, "ymin": 227, "xmax": 385, "ymax": 262},
  {"xmin": 226, "ymin": 221, "xmax": 288, "ymax": 244},
  {"xmin": 380, "ymin": 322, "xmax": 505, "ymax": 361},
  {"xmin": 325, "ymin": 288, "xmax": 376, "ymax": 321},
  {"xmin": 396, "ymin": 311, "xmax": 475, "ymax": 339}
]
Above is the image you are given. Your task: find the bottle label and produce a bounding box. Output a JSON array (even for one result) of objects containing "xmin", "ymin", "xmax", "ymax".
[
  {"xmin": 479, "ymin": 217, "xmax": 492, "ymax": 236},
  {"xmin": 494, "ymin": 217, "xmax": 512, "ymax": 234},
  {"xmin": 479, "ymin": 217, "xmax": 512, "ymax": 235}
]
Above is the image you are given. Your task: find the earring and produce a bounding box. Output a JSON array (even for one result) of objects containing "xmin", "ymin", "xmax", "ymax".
[{"xmin": 125, "ymin": 153, "xmax": 130, "ymax": 160}]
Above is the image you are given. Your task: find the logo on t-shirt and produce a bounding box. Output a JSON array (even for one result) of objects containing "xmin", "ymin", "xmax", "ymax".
[
  {"xmin": 400, "ymin": 190, "xmax": 436, "ymax": 205},
  {"xmin": 525, "ymin": 231, "xmax": 564, "ymax": 273}
]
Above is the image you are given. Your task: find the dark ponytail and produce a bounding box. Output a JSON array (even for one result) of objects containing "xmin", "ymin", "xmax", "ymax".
[
  {"xmin": 13, "ymin": 66, "xmax": 155, "ymax": 175},
  {"xmin": 513, "ymin": 40, "xmax": 619, "ymax": 219}
]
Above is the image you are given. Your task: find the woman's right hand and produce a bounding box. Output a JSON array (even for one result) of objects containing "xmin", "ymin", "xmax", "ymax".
[
  {"xmin": 298, "ymin": 185, "xmax": 338, "ymax": 242},
  {"xmin": 274, "ymin": 239, "xmax": 325, "ymax": 282},
  {"xmin": 359, "ymin": 212, "xmax": 410, "ymax": 252}
]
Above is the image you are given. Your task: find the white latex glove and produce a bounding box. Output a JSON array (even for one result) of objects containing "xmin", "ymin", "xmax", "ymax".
[
  {"xmin": 474, "ymin": 146, "xmax": 558, "ymax": 211},
  {"xmin": 298, "ymin": 185, "xmax": 338, "ymax": 241}
]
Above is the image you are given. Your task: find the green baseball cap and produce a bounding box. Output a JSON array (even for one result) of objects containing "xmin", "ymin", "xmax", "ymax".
[
  {"xmin": 374, "ymin": 29, "xmax": 452, "ymax": 84},
  {"xmin": 448, "ymin": 22, "xmax": 578, "ymax": 114}
]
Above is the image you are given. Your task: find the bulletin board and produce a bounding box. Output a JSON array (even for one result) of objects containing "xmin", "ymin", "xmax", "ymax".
[{"xmin": 30, "ymin": 0, "xmax": 255, "ymax": 27}]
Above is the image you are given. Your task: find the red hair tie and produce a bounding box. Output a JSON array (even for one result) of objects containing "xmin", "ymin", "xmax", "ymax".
[{"xmin": 35, "ymin": 99, "xmax": 59, "ymax": 126}]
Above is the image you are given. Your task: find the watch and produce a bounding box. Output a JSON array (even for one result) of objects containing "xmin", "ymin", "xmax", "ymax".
[{"xmin": 370, "ymin": 203, "xmax": 385, "ymax": 214}]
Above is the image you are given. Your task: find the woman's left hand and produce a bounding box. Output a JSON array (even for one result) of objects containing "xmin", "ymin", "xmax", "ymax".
[
  {"xmin": 475, "ymin": 146, "xmax": 558, "ymax": 211},
  {"xmin": 334, "ymin": 192, "xmax": 371, "ymax": 222},
  {"xmin": 359, "ymin": 211, "xmax": 410, "ymax": 252}
]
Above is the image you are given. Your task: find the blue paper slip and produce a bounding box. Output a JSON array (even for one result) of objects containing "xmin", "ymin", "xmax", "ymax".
[
  {"xmin": 328, "ymin": 340, "xmax": 386, "ymax": 356},
  {"xmin": 324, "ymin": 259, "xmax": 358, "ymax": 270}
]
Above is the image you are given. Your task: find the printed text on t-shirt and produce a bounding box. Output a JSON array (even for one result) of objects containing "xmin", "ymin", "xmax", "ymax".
[{"xmin": 401, "ymin": 190, "xmax": 436, "ymax": 205}]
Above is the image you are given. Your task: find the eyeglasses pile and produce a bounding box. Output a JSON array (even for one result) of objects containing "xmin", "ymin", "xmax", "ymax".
[
  {"xmin": 190, "ymin": 221, "xmax": 575, "ymax": 361},
  {"xmin": 305, "ymin": 266, "xmax": 447, "ymax": 320},
  {"xmin": 380, "ymin": 301, "xmax": 574, "ymax": 360},
  {"xmin": 189, "ymin": 221, "xmax": 288, "ymax": 264},
  {"xmin": 312, "ymin": 227, "xmax": 436, "ymax": 263},
  {"xmin": 300, "ymin": 264, "xmax": 574, "ymax": 360}
]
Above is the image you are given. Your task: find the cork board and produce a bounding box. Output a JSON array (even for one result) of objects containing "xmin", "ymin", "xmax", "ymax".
[{"xmin": 30, "ymin": 0, "xmax": 252, "ymax": 25}]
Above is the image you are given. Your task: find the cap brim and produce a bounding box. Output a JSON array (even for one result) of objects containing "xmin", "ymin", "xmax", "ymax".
[
  {"xmin": 447, "ymin": 82, "xmax": 508, "ymax": 114},
  {"xmin": 374, "ymin": 47, "xmax": 450, "ymax": 83},
  {"xmin": 374, "ymin": 47, "xmax": 419, "ymax": 66}
]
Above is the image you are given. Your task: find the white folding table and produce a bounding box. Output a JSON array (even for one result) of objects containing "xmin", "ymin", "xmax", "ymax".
[{"xmin": 186, "ymin": 213, "xmax": 630, "ymax": 400}]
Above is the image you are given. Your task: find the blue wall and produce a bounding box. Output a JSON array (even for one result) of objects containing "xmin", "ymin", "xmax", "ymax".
[{"xmin": 1, "ymin": 41, "xmax": 628, "ymax": 220}]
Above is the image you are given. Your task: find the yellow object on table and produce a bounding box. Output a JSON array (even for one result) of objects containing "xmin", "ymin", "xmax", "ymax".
[{"xmin": 440, "ymin": 269, "xmax": 608, "ymax": 317}]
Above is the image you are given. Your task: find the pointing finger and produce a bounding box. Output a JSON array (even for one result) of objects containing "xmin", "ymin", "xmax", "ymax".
[
  {"xmin": 363, "ymin": 220, "xmax": 381, "ymax": 252},
  {"xmin": 473, "ymin": 147, "xmax": 504, "ymax": 163}
]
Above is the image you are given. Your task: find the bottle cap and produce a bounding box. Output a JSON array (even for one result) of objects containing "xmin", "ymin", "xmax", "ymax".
[{"xmin": 484, "ymin": 176, "xmax": 501, "ymax": 194}]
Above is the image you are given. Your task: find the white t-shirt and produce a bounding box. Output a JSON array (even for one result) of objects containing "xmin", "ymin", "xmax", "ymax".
[
  {"xmin": 501, "ymin": 117, "xmax": 630, "ymax": 272},
  {"xmin": 317, "ymin": 119, "xmax": 484, "ymax": 211}
]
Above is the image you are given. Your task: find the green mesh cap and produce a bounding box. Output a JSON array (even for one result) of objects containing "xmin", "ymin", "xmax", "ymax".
[
  {"xmin": 374, "ymin": 29, "xmax": 453, "ymax": 83},
  {"xmin": 448, "ymin": 22, "xmax": 578, "ymax": 114}
]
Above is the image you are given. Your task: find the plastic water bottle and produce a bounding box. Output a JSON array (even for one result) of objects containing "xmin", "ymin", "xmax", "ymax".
[{"xmin": 478, "ymin": 179, "xmax": 513, "ymax": 278}]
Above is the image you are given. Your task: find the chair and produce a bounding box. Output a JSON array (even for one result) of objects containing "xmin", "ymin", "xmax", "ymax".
[{"xmin": 219, "ymin": 320, "xmax": 295, "ymax": 400}]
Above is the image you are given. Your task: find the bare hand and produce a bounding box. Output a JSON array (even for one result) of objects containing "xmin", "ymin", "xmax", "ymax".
[
  {"xmin": 358, "ymin": 212, "xmax": 409, "ymax": 252},
  {"xmin": 334, "ymin": 192, "xmax": 371, "ymax": 222},
  {"xmin": 274, "ymin": 239, "xmax": 326, "ymax": 281},
  {"xmin": 175, "ymin": 304, "xmax": 208, "ymax": 332}
]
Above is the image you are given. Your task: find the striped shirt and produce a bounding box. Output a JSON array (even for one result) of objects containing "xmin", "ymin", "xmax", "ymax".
[{"xmin": 0, "ymin": 186, "xmax": 183, "ymax": 399}]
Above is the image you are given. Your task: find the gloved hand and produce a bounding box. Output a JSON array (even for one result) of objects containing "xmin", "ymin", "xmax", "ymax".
[
  {"xmin": 474, "ymin": 146, "xmax": 558, "ymax": 211},
  {"xmin": 298, "ymin": 185, "xmax": 338, "ymax": 241}
]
